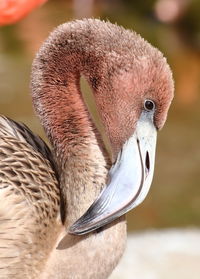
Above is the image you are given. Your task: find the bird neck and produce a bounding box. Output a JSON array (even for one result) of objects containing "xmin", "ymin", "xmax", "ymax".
[
  {"xmin": 32, "ymin": 59, "xmax": 110, "ymax": 227},
  {"xmin": 60, "ymin": 133, "xmax": 109, "ymax": 226}
]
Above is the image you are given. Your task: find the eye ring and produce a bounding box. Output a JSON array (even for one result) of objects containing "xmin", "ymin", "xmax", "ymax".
[{"xmin": 144, "ymin": 99, "xmax": 155, "ymax": 112}]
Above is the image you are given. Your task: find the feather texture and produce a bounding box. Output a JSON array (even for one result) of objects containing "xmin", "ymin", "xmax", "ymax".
[{"xmin": 0, "ymin": 116, "xmax": 60, "ymax": 278}]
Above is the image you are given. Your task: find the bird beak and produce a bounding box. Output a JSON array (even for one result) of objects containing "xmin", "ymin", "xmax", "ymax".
[{"xmin": 69, "ymin": 111, "xmax": 157, "ymax": 235}]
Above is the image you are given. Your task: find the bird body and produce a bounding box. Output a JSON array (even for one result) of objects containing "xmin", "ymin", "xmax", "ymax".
[
  {"xmin": 0, "ymin": 116, "xmax": 126, "ymax": 279},
  {"xmin": 0, "ymin": 19, "xmax": 174, "ymax": 278},
  {"xmin": 0, "ymin": 117, "xmax": 60, "ymax": 278}
]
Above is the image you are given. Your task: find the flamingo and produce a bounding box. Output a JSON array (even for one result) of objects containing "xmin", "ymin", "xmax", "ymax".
[
  {"xmin": 0, "ymin": 19, "xmax": 174, "ymax": 278},
  {"xmin": 0, "ymin": 0, "xmax": 47, "ymax": 25}
]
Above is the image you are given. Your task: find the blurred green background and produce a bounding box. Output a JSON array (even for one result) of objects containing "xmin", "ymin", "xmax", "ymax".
[{"xmin": 0, "ymin": 0, "xmax": 199, "ymax": 231}]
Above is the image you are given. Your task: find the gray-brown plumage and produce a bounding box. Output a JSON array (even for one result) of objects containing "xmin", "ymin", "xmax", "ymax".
[
  {"xmin": 0, "ymin": 19, "xmax": 174, "ymax": 278},
  {"xmin": 0, "ymin": 116, "xmax": 60, "ymax": 278}
]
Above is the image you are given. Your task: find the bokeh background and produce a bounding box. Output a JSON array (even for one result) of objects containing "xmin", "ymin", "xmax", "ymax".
[{"xmin": 0, "ymin": 0, "xmax": 200, "ymax": 231}]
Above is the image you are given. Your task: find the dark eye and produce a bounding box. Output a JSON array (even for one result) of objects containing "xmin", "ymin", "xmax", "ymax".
[{"xmin": 144, "ymin": 99, "xmax": 155, "ymax": 111}]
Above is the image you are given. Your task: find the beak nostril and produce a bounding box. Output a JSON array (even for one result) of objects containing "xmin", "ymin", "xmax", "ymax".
[{"xmin": 145, "ymin": 151, "xmax": 150, "ymax": 174}]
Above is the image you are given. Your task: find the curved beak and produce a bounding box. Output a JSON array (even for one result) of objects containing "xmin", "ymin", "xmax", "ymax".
[{"xmin": 69, "ymin": 111, "xmax": 157, "ymax": 235}]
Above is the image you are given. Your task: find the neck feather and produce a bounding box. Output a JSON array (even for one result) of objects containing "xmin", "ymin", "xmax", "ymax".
[{"xmin": 31, "ymin": 26, "xmax": 110, "ymax": 226}]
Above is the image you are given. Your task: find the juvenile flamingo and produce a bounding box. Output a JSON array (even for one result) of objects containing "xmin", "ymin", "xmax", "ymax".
[{"xmin": 0, "ymin": 19, "xmax": 174, "ymax": 279}]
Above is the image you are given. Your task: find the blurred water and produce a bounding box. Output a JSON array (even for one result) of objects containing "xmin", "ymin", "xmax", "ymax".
[{"xmin": 111, "ymin": 229, "xmax": 200, "ymax": 279}]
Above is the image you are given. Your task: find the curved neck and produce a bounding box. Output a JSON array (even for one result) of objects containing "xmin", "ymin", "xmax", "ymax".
[
  {"xmin": 32, "ymin": 68, "xmax": 92, "ymax": 160},
  {"xmin": 31, "ymin": 34, "xmax": 111, "ymax": 225},
  {"xmin": 31, "ymin": 21, "xmax": 131, "ymax": 159}
]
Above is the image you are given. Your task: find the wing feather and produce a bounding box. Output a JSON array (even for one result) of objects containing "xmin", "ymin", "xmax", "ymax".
[
  {"xmin": 0, "ymin": 116, "xmax": 59, "ymax": 179},
  {"xmin": 0, "ymin": 115, "xmax": 60, "ymax": 278}
]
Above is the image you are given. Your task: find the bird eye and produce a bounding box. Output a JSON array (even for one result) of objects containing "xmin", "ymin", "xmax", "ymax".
[{"xmin": 144, "ymin": 99, "xmax": 155, "ymax": 112}]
